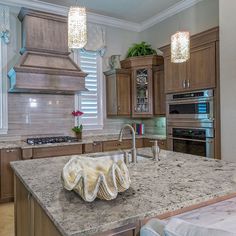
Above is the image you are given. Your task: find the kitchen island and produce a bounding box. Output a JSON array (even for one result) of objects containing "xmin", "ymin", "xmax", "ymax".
[{"xmin": 11, "ymin": 148, "xmax": 236, "ymax": 236}]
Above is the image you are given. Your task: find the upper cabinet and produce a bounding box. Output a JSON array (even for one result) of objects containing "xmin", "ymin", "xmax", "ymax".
[
  {"xmin": 104, "ymin": 69, "xmax": 131, "ymax": 117},
  {"xmin": 187, "ymin": 42, "xmax": 216, "ymax": 90},
  {"xmin": 161, "ymin": 27, "xmax": 219, "ymax": 94},
  {"xmin": 104, "ymin": 55, "xmax": 164, "ymax": 118},
  {"xmin": 132, "ymin": 67, "xmax": 153, "ymax": 117}
]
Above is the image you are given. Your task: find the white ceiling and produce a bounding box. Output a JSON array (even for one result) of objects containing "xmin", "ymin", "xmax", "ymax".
[{"xmin": 37, "ymin": 0, "xmax": 183, "ymax": 23}]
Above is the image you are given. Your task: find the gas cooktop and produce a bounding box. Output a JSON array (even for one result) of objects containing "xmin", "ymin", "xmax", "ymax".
[{"xmin": 26, "ymin": 136, "xmax": 78, "ymax": 145}]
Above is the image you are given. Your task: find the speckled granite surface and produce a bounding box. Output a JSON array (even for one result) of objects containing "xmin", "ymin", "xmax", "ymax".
[
  {"xmin": 0, "ymin": 134, "xmax": 166, "ymax": 149},
  {"xmin": 11, "ymin": 148, "xmax": 236, "ymax": 236}
]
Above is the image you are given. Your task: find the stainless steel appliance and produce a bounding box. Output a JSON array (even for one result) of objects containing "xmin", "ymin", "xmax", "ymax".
[
  {"xmin": 166, "ymin": 89, "xmax": 215, "ymax": 158},
  {"xmin": 27, "ymin": 136, "xmax": 78, "ymax": 145},
  {"xmin": 166, "ymin": 89, "xmax": 214, "ymax": 121},
  {"xmin": 167, "ymin": 121, "xmax": 214, "ymax": 158}
]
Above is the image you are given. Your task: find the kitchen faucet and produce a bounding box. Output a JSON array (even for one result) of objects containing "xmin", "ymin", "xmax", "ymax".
[{"xmin": 118, "ymin": 124, "xmax": 137, "ymax": 163}]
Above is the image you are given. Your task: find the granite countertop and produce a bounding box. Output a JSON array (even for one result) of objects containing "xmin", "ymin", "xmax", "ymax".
[
  {"xmin": 11, "ymin": 148, "xmax": 236, "ymax": 236},
  {"xmin": 0, "ymin": 134, "xmax": 166, "ymax": 149}
]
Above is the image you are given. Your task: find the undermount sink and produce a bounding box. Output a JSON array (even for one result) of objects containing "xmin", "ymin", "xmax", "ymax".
[{"xmin": 89, "ymin": 152, "xmax": 152, "ymax": 163}]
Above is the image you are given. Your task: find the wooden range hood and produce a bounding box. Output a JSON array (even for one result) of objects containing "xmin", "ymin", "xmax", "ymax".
[{"xmin": 8, "ymin": 8, "xmax": 88, "ymax": 95}]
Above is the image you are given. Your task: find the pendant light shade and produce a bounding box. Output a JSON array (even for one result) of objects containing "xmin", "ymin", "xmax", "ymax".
[
  {"xmin": 68, "ymin": 6, "xmax": 87, "ymax": 49},
  {"xmin": 171, "ymin": 31, "xmax": 190, "ymax": 63}
]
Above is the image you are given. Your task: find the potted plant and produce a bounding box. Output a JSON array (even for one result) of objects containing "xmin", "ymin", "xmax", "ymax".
[
  {"xmin": 72, "ymin": 110, "xmax": 84, "ymax": 141},
  {"xmin": 126, "ymin": 41, "xmax": 157, "ymax": 58},
  {"xmin": 121, "ymin": 41, "xmax": 163, "ymax": 69}
]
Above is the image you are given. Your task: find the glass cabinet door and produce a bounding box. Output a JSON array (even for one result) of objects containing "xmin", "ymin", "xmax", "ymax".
[{"xmin": 132, "ymin": 67, "xmax": 153, "ymax": 117}]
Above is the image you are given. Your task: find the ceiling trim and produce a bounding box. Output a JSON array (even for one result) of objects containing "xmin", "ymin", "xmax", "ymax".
[
  {"xmin": 0, "ymin": 0, "xmax": 141, "ymax": 32},
  {"xmin": 140, "ymin": 0, "xmax": 204, "ymax": 31},
  {"xmin": 0, "ymin": 0, "xmax": 204, "ymax": 32}
]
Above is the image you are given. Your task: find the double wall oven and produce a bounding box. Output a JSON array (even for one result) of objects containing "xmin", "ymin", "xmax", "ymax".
[{"xmin": 166, "ymin": 90, "xmax": 215, "ymax": 158}]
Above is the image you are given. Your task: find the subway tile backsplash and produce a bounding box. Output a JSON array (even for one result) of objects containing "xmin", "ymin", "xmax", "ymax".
[{"xmin": 1, "ymin": 93, "xmax": 166, "ymax": 140}]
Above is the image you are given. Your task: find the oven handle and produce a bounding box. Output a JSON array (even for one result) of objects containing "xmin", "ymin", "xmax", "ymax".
[
  {"xmin": 167, "ymin": 98, "xmax": 213, "ymax": 105},
  {"xmin": 168, "ymin": 136, "xmax": 214, "ymax": 143}
]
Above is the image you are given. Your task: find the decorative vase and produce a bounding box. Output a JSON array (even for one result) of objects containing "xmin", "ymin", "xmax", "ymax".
[
  {"xmin": 109, "ymin": 55, "xmax": 121, "ymax": 69},
  {"xmin": 76, "ymin": 132, "xmax": 82, "ymax": 141}
]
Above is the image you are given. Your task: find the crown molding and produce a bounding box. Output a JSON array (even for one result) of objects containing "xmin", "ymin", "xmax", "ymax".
[
  {"xmin": 0, "ymin": 0, "xmax": 204, "ymax": 32},
  {"xmin": 140, "ymin": 0, "xmax": 204, "ymax": 31},
  {"xmin": 0, "ymin": 0, "xmax": 141, "ymax": 32}
]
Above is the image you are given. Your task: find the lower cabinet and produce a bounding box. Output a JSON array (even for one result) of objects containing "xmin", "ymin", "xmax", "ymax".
[
  {"xmin": 0, "ymin": 148, "xmax": 21, "ymax": 202},
  {"xmin": 32, "ymin": 144, "xmax": 82, "ymax": 159},
  {"xmin": 143, "ymin": 139, "xmax": 167, "ymax": 150},
  {"xmin": 83, "ymin": 142, "xmax": 103, "ymax": 154},
  {"xmin": 103, "ymin": 139, "xmax": 143, "ymax": 152}
]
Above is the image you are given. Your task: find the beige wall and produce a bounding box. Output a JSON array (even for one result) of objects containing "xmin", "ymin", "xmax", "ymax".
[
  {"xmin": 140, "ymin": 0, "xmax": 219, "ymax": 49},
  {"xmin": 219, "ymin": 0, "xmax": 236, "ymax": 162}
]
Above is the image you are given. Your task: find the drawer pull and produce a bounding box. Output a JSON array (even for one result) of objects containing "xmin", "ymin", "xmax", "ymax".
[{"xmin": 6, "ymin": 149, "xmax": 16, "ymax": 153}]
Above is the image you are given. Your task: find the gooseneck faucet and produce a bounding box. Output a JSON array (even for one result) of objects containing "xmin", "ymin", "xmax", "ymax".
[{"xmin": 119, "ymin": 124, "xmax": 137, "ymax": 163}]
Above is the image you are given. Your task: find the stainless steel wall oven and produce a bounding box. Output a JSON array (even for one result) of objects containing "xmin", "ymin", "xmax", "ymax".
[{"xmin": 167, "ymin": 89, "xmax": 215, "ymax": 158}]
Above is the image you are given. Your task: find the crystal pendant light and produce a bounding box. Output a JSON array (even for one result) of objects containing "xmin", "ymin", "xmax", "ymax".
[
  {"xmin": 171, "ymin": 31, "xmax": 190, "ymax": 63},
  {"xmin": 68, "ymin": 6, "xmax": 87, "ymax": 49}
]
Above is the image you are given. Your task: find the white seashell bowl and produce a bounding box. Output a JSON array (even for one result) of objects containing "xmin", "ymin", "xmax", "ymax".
[{"xmin": 61, "ymin": 156, "xmax": 131, "ymax": 202}]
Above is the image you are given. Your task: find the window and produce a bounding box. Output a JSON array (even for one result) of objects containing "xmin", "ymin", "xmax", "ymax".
[{"xmin": 73, "ymin": 50, "xmax": 103, "ymax": 130}]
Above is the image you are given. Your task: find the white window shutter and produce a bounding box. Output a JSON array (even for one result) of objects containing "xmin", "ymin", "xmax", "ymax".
[{"xmin": 73, "ymin": 50, "xmax": 103, "ymax": 130}]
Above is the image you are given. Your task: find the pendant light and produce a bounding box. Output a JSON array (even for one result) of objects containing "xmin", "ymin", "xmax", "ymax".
[
  {"xmin": 68, "ymin": 3, "xmax": 87, "ymax": 49},
  {"xmin": 171, "ymin": 31, "xmax": 190, "ymax": 63}
]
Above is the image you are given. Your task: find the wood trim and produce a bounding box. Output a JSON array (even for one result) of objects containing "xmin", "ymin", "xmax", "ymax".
[{"xmin": 121, "ymin": 55, "xmax": 164, "ymax": 69}]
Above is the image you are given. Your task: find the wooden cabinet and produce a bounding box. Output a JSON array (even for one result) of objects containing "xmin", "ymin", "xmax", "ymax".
[
  {"xmin": 105, "ymin": 55, "xmax": 165, "ymax": 118},
  {"xmin": 103, "ymin": 139, "xmax": 143, "ymax": 152},
  {"xmin": 0, "ymin": 148, "xmax": 21, "ymax": 202},
  {"xmin": 32, "ymin": 144, "xmax": 82, "ymax": 159},
  {"xmin": 162, "ymin": 27, "xmax": 218, "ymax": 93},
  {"xmin": 143, "ymin": 139, "xmax": 167, "ymax": 150},
  {"xmin": 153, "ymin": 66, "xmax": 165, "ymax": 115},
  {"xmin": 164, "ymin": 56, "xmax": 187, "ymax": 93},
  {"xmin": 104, "ymin": 69, "xmax": 131, "ymax": 117},
  {"xmin": 83, "ymin": 142, "xmax": 103, "ymax": 154},
  {"xmin": 187, "ymin": 42, "xmax": 216, "ymax": 90}
]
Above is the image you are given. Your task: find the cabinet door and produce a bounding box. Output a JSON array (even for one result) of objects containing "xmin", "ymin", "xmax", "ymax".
[
  {"xmin": 83, "ymin": 142, "xmax": 103, "ymax": 154},
  {"xmin": 132, "ymin": 67, "xmax": 153, "ymax": 117},
  {"xmin": 117, "ymin": 73, "xmax": 131, "ymax": 116},
  {"xmin": 0, "ymin": 148, "xmax": 21, "ymax": 200},
  {"xmin": 153, "ymin": 69, "xmax": 165, "ymax": 115},
  {"xmin": 106, "ymin": 74, "xmax": 118, "ymax": 116},
  {"xmin": 164, "ymin": 56, "xmax": 187, "ymax": 93},
  {"xmin": 187, "ymin": 42, "xmax": 216, "ymax": 90}
]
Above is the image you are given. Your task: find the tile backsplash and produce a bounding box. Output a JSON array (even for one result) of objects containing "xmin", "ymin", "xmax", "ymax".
[{"xmin": 1, "ymin": 93, "xmax": 166, "ymax": 141}]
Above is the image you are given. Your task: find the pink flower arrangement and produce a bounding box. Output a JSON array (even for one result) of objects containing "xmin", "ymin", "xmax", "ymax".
[
  {"xmin": 72, "ymin": 110, "xmax": 84, "ymax": 134},
  {"xmin": 72, "ymin": 110, "xmax": 84, "ymax": 117}
]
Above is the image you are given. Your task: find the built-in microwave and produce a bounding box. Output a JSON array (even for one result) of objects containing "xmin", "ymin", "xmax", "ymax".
[{"xmin": 166, "ymin": 89, "xmax": 214, "ymax": 121}]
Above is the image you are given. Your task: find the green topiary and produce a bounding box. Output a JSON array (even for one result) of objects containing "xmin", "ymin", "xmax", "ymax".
[{"xmin": 126, "ymin": 41, "xmax": 157, "ymax": 58}]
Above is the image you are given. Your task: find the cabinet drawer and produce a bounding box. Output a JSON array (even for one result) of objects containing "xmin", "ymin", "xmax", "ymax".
[
  {"xmin": 103, "ymin": 140, "xmax": 132, "ymax": 152},
  {"xmin": 33, "ymin": 145, "xmax": 82, "ymax": 159},
  {"xmin": 158, "ymin": 140, "xmax": 167, "ymax": 150},
  {"xmin": 83, "ymin": 142, "xmax": 103, "ymax": 154},
  {"xmin": 0, "ymin": 148, "xmax": 21, "ymax": 201}
]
